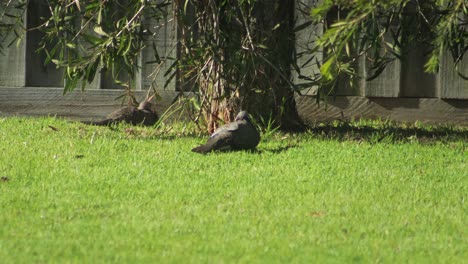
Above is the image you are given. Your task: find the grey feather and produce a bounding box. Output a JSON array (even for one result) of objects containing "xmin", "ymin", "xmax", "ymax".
[{"xmin": 192, "ymin": 111, "xmax": 260, "ymax": 153}]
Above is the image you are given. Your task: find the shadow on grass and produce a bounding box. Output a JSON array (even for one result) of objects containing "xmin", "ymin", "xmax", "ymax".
[
  {"xmin": 77, "ymin": 119, "xmax": 467, "ymax": 145},
  {"xmin": 190, "ymin": 145, "xmax": 301, "ymax": 155},
  {"xmin": 260, "ymin": 144, "xmax": 301, "ymax": 154},
  {"xmin": 307, "ymin": 121, "xmax": 467, "ymax": 144},
  {"xmin": 86, "ymin": 126, "xmax": 204, "ymax": 140}
]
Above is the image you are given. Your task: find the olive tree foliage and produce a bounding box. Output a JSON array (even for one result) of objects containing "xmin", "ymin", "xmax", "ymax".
[
  {"xmin": 41, "ymin": 0, "xmax": 171, "ymax": 94},
  {"xmin": 310, "ymin": 0, "xmax": 468, "ymax": 92},
  {"xmin": 2, "ymin": 0, "xmax": 171, "ymax": 95}
]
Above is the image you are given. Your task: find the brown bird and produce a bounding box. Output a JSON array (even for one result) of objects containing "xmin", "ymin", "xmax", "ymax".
[
  {"xmin": 192, "ymin": 111, "xmax": 260, "ymax": 153},
  {"xmin": 82, "ymin": 96, "xmax": 158, "ymax": 126}
]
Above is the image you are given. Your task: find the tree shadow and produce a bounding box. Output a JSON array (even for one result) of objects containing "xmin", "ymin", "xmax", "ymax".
[
  {"xmin": 191, "ymin": 145, "xmax": 301, "ymax": 155},
  {"xmin": 307, "ymin": 121, "xmax": 467, "ymax": 144},
  {"xmin": 77, "ymin": 119, "xmax": 466, "ymax": 145},
  {"xmin": 260, "ymin": 144, "xmax": 301, "ymax": 154}
]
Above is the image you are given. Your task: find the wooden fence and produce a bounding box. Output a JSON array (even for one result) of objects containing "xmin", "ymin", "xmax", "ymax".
[{"xmin": 0, "ymin": 0, "xmax": 467, "ymax": 124}]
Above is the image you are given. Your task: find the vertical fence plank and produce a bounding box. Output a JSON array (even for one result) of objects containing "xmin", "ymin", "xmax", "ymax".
[
  {"xmin": 364, "ymin": 57, "xmax": 401, "ymax": 97},
  {"xmin": 0, "ymin": 1, "xmax": 26, "ymax": 87},
  {"xmin": 440, "ymin": 52, "xmax": 468, "ymax": 99},
  {"xmin": 0, "ymin": 40, "xmax": 25, "ymax": 87},
  {"xmin": 84, "ymin": 69, "xmax": 101, "ymax": 90},
  {"xmin": 439, "ymin": 12, "xmax": 468, "ymax": 99},
  {"xmin": 74, "ymin": 19, "xmax": 101, "ymax": 90},
  {"xmin": 327, "ymin": 6, "xmax": 364, "ymax": 97},
  {"xmin": 399, "ymin": 4, "xmax": 437, "ymax": 98},
  {"xmin": 294, "ymin": 0, "xmax": 321, "ymax": 95},
  {"xmin": 141, "ymin": 2, "xmax": 177, "ymax": 92},
  {"xmin": 100, "ymin": 56, "xmax": 138, "ymax": 90},
  {"xmin": 333, "ymin": 57, "xmax": 365, "ymax": 96},
  {"xmin": 400, "ymin": 42, "xmax": 437, "ymax": 97},
  {"xmin": 362, "ymin": 13, "xmax": 402, "ymax": 98},
  {"xmin": 100, "ymin": 69, "xmax": 134, "ymax": 90},
  {"xmin": 96, "ymin": 2, "xmax": 143, "ymax": 90},
  {"xmin": 25, "ymin": 0, "xmax": 64, "ymax": 87}
]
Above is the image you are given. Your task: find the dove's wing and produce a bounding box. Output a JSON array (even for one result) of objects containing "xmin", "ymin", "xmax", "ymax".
[
  {"xmin": 210, "ymin": 121, "xmax": 239, "ymax": 138},
  {"xmin": 191, "ymin": 111, "xmax": 260, "ymax": 153},
  {"xmin": 191, "ymin": 121, "xmax": 240, "ymax": 153}
]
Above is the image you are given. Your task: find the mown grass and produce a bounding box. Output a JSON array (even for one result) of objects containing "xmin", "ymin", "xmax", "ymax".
[{"xmin": 0, "ymin": 117, "xmax": 466, "ymax": 263}]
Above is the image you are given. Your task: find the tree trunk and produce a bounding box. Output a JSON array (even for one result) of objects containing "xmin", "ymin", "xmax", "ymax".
[
  {"xmin": 244, "ymin": 0, "xmax": 304, "ymax": 131},
  {"xmin": 177, "ymin": 0, "xmax": 305, "ymax": 132}
]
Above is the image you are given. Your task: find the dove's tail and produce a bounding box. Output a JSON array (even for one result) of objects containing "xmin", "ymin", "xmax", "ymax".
[
  {"xmin": 191, "ymin": 144, "xmax": 212, "ymax": 153},
  {"xmin": 192, "ymin": 141, "xmax": 232, "ymax": 153},
  {"xmin": 81, "ymin": 119, "xmax": 113, "ymax": 126}
]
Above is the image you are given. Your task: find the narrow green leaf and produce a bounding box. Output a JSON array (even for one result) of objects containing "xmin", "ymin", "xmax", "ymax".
[
  {"xmin": 94, "ymin": 26, "xmax": 108, "ymax": 36},
  {"xmin": 320, "ymin": 57, "xmax": 335, "ymax": 81}
]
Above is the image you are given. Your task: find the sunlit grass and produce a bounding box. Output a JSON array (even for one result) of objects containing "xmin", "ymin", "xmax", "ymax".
[{"xmin": 0, "ymin": 117, "xmax": 466, "ymax": 263}]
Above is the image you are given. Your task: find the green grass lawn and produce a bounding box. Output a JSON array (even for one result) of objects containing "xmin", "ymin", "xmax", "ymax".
[{"xmin": 0, "ymin": 117, "xmax": 466, "ymax": 263}]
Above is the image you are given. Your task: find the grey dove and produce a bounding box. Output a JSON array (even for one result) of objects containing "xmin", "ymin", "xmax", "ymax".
[
  {"xmin": 192, "ymin": 111, "xmax": 260, "ymax": 153},
  {"xmin": 82, "ymin": 99, "xmax": 158, "ymax": 126}
]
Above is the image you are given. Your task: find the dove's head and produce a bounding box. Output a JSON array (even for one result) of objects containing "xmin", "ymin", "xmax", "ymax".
[
  {"xmin": 235, "ymin": 111, "xmax": 250, "ymax": 122},
  {"xmin": 138, "ymin": 100, "xmax": 154, "ymax": 111},
  {"xmin": 138, "ymin": 95, "xmax": 156, "ymax": 111}
]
